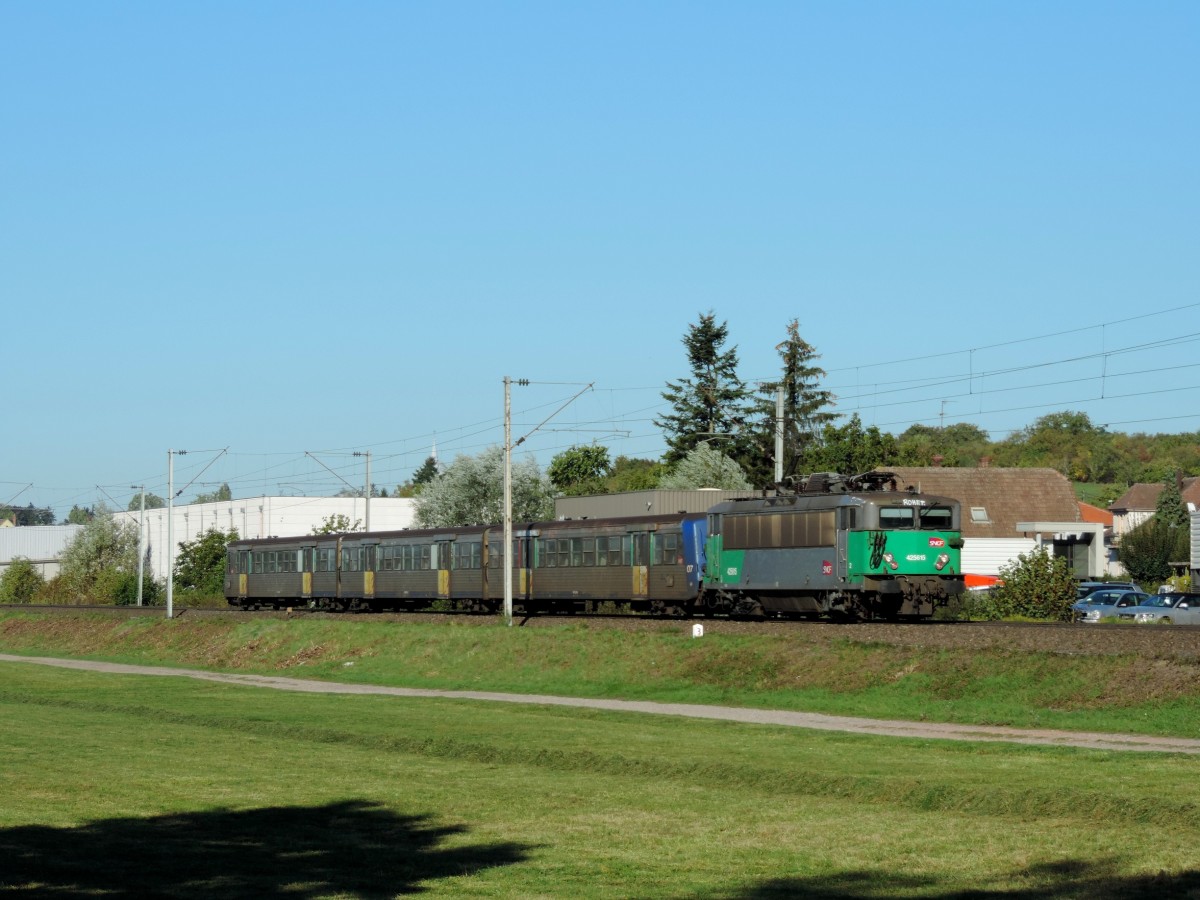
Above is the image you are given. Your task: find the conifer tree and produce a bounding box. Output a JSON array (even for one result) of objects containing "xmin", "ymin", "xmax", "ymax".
[
  {"xmin": 747, "ymin": 319, "xmax": 836, "ymax": 485},
  {"xmin": 655, "ymin": 312, "xmax": 750, "ymax": 466}
]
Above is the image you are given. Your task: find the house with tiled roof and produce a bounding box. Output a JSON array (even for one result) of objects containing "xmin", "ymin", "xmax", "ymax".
[
  {"xmin": 1109, "ymin": 478, "xmax": 1200, "ymax": 541},
  {"xmin": 883, "ymin": 467, "xmax": 1111, "ymax": 579}
]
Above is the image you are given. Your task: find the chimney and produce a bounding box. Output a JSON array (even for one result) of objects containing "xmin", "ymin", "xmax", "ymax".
[
  {"xmin": 979, "ymin": 456, "xmax": 992, "ymax": 468},
  {"xmin": 931, "ymin": 455, "xmax": 944, "ymax": 467}
]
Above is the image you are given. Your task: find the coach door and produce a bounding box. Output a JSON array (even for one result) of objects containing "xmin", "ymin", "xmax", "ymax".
[
  {"xmin": 629, "ymin": 530, "xmax": 651, "ymax": 600},
  {"xmin": 435, "ymin": 539, "xmax": 453, "ymax": 600},
  {"xmin": 231, "ymin": 549, "xmax": 249, "ymax": 599},
  {"xmin": 300, "ymin": 545, "xmax": 314, "ymax": 600},
  {"xmin": 363, "ymin": 543, "xmax": 377, "ymax": 600}
]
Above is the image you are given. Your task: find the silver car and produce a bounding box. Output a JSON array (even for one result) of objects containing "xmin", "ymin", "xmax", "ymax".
[
  {"xmin": 1072, "ymin": 589, "xmax": 1151, "ymax": 623},
  {"xmin": 1116, "ymin": 592, "xmax": 1200, "ymax": 625}
]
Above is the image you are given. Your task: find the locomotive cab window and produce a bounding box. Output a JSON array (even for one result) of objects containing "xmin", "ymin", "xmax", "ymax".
[
  {"xmin": 878, "ymin": 507, "xmax": 915, "ymax": 529},
  {"xmin": 919, "ymin": 506, "xmax": 955, "ymax": 530}
]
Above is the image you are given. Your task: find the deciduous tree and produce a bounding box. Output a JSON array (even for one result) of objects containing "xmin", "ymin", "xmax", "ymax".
[
  {"xmin": 606, "ymin": 456, "xmax": 665, "ymax": 492},
  {"xmin": 800, "ymin": 414, "xmax": 898, "ymax": 476},
  {"xmin": 414, "ymin": 446, "xmax": 554, "ymax": 527},
  {"xmin": 548, "ymin": 445, "xmax": 612, "ymax": 496},
  {"xmin": 193, "ymin": 483, "xmax": 233, "ymax": 504},
  {"xmin": 658, "ymin": 444, "xmax": 752, "ymax": 490},
  {"xmin": 128, "ymin": 492, "xmax": 165, "ymax": 511},
  {"xmin": 311, "ymin": 514, "xmax": 363, "ymax": 534},
  {"xmin": 57, "ymin": 512, "xmax": 140, "ymax": 603},
  {"xmin": 175, "ymin": 527, "xmax": 239, "ymax": 597},
  {"xmin": 1118, "ymin": 518, "xmax": 1180, "ymax": 585}
]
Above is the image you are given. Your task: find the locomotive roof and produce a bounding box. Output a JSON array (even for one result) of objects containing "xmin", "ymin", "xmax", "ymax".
[{"xmin": 707, "ymin": 488, "xmax": 960, "ymax": 515}]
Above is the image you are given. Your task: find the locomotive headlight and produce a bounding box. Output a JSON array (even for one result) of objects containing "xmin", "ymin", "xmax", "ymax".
[{"xmin": 934, "ymin": 553, "xmax": 949, "ymax": 570}]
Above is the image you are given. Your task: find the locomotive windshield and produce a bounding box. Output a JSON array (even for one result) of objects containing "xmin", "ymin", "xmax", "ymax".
[
  {"xmin": 878, "ymin": 505, "xmax": 956, "ymax": 530},
  {"xmin": 918, "ymin": 506, "xmax": 955, "ymax": 530}
]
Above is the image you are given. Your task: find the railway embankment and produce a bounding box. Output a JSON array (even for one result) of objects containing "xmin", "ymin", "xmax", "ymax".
[{"xmin": 1, "ymin": 608, "xmax": 1199, "ymax": 740}]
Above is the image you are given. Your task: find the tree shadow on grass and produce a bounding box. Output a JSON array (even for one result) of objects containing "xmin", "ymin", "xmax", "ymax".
[
  {"xmin": 724, "ymin": 859, "xmax": 1200, "ymax": 899},
  {"xmin": 0, "ymin": 799, "xmax": 533, "ymax": 898}
]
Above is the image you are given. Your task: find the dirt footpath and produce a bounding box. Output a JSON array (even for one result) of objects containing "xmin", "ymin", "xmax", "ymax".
[{"xmin": 6, "ymin": 653, "xmax": 1200, "ymax": 755}]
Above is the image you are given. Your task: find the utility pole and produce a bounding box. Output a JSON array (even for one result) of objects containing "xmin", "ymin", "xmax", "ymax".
[
  {"xmin": 503, "ymin": 377, "xmax": 517, "ymax": 627},
  {"xmin": 774, "ymin": 387, "xmax": 785, "ymax": 484},
  {"xmin": 167, "ymin": 450, "xmax": 181, "ymax": 619},
  {"xmin": 131, "ymin": 486, "xmax": 145, "ymax": 607},
  {"xmin": 354, "ymin": 450, "xmax": 372, "ymax": 531},
  {"xmin": 502, "ymin": 377, "xmax": 589, "ymax": 626}
]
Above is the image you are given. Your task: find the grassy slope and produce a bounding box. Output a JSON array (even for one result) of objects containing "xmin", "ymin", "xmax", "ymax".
[
  {"xmin": 4, "ymin": 663, "xmax": 1200, "ymax": 898},
  {"xmin": 2, "ymin": 611, "xmax": 1200, "ymax": 738}
]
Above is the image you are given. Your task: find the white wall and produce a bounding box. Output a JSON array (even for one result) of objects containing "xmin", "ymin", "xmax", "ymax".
[
  {"xmin": 112, "ymin": 496, "xmax": 416, "ymax": 580},
  {"xmin": 961, "ymin": 538, "xmax": 1037, "ymax": 577}
]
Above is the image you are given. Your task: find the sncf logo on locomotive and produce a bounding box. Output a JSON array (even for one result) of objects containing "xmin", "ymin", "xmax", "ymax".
[{"xmin": 928, "ymin": 537, "xmax": 946, "ymax": 548}]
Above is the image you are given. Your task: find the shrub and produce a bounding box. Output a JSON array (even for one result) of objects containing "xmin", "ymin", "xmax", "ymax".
[
  {"xmin": 0, "ymin": 557, "xmax": 45, "ymax": 603},
  {"xmin": 990, "ymin": 546, "xmax": 1076, "ymax": 621},
  {"xmin": 1119, "ymin": 518, "xmax": 1188, "ymax": 585}
]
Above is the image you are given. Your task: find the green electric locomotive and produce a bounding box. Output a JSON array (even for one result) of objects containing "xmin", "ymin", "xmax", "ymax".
[{"xmin": 699, "ymin": 471, "xmax": 964, "ymax": 620}]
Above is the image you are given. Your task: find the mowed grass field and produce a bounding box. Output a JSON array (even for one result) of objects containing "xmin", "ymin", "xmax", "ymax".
[{"xmin": 2, "ymin": 613, "xmax": 1200, "ymax": 897}]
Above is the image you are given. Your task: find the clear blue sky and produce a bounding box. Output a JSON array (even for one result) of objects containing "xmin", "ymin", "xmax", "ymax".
[{"xmin": 3, "ymin": 1, "xmax": 1197, "ymax": 519}]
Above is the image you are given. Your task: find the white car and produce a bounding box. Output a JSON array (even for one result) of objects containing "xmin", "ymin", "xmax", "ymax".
[{"xmin": 1117, "ymin": 593, "xmax": 1200, "ymax": 625}]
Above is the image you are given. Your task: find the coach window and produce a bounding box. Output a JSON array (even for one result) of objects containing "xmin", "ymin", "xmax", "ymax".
[
  {"xmin": 621, "ymin": 535, "xmax": 633, "ymax": 566},
  {"xmin": 661, "ymin": 532, "xmax": 681, "ymax": 565},
  {"xmin": 607, "ymin": 536, "xmax": 623, "ymax": 566},
  {"xmin": 582, "ymin": 537, "xmax": 596, "ymax": 566},
  {"xmin": 570, "ymin": 538, "xmax": 583, "ymax": 567}
]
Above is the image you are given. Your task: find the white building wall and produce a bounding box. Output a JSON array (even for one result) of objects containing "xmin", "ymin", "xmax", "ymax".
[
  {"xmin": 1113, "ymin": 509, "xmax": 1153, "ymax": 540},
  {"xmin": 961, "ymin": 537, "xmax": 1038, "ymax": 577},
  {"xmin": 0, "ymin": 525, "xmax": 85, "ymax": 579},
  {"xmin": 111, "ymin": 496, "xmax": 417, "ymax": 581}
]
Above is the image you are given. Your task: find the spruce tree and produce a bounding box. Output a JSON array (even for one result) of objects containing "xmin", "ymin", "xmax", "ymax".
[
  {"xmin": 655, "ymin": 312, "xmax": 750, "ymax": 466},
  {"xmin": 747, "ymin": 319, "xmax": 836, "ymax": 485}
]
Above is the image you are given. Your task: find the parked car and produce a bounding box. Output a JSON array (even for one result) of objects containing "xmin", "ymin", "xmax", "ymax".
[
  {"xmin": 1075, "ymin": 581, "xmax": 1139, "ymax": 601},
  {"xmin": 1116, "ymin": 593, "xmax": 1200, "ymax": 625},
  {"xmin": 1071, "ymin": 589, "xmax": 1152, "ymax": 623}
]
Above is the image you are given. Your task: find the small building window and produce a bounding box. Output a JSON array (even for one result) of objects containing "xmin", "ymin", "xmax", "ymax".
[{"xmin": 970, "ymin": 507, "xmax": 991, "ymax": 525}]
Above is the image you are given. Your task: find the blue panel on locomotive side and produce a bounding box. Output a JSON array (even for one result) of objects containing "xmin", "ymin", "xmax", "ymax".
[{"xmin": 681, "ymin": 516, "xmax": 707, "ymax": 594}]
